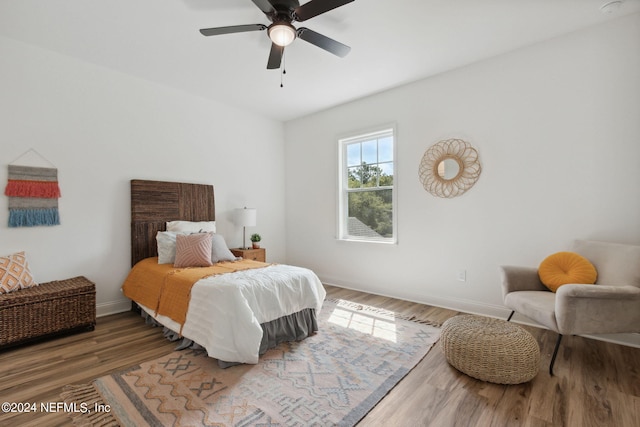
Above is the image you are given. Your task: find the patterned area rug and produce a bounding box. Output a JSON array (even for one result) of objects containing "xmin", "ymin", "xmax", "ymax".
[{"xmin": 62, "ymin": 299, "xmax": 440, "ymax": 426}]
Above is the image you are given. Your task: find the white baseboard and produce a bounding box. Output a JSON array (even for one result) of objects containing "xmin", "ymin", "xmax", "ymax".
[
  {"xmin": 320, "ymin": 276, "xmax": 508, "ymax": 317},
  {"xmin": 97, "ymin": 299, "xmax": 132, "ymax": 317},
  {"xmin": 321, "ymin": 277, "xmax": 640, "ymax": 349}
]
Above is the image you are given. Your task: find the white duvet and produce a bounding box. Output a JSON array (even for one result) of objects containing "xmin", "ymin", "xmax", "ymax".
[{"xmin": 140, "ymin": 264, "xmax": 326, "ymax": 364}]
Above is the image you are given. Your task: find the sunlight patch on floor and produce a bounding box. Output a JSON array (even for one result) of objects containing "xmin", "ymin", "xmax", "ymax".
[{"xmin": 328, "ymin": 300, "xmax": 397, "ymax": 343}]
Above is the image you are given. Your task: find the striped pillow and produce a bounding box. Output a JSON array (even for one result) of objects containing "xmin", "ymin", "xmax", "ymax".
[
  {"xmin": 0, "ymin": 251, "xmax": 38, "ymax": 294},
  {"xmin": 174, "ymin": 233, "xmax": 214, "ymax": 268}
]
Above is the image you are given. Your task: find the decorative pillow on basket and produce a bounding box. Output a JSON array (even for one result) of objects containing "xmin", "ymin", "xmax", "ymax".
[
  {"xmin": 0, "ymin": 251, "xmax": 38, "ymax": 294},
  {"xmin": 173, "ymin": 232, "xmax": 214, "ymax": 268},
  {"xmin": 538, "ymin": 251, "xmax": 597, "ymax": 292}
]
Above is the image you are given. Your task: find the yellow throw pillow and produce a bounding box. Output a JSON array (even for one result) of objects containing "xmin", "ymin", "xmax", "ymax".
[{"xmin": 538, "ymin": 251, "xmax": 597, "ymax": 292}]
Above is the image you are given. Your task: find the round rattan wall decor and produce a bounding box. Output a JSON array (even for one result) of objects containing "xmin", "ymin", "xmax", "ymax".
[{"xmin": 418, "ymin": 138, "xmax": 481, "ymax": 198}]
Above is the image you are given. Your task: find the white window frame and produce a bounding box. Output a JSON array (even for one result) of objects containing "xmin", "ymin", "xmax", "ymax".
[{"xmin": 337, "ymin": 124, "xmax": 397, "ymax": 244}]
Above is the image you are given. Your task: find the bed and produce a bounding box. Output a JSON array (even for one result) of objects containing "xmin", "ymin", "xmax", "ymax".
[{"xmin": 122, "ymin": 179, "xmax": 326, "ymax": 366}]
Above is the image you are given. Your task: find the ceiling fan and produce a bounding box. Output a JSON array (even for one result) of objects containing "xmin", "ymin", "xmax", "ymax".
[{"xmin": 199, "ymin": 0, "xmax": 355, "ymax": 70}]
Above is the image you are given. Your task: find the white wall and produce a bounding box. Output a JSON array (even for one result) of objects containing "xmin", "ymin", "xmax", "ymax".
[
  {"xmin": 284, "ymin": 14, "xmax": 640, "ymax": 335},
  {"xmin": 0, "ymin": 35, "xmax": 286, "ymax": 316},
  {"xmin": 2, "ymin": 12, "xmax": 638, "ymax": 345}
]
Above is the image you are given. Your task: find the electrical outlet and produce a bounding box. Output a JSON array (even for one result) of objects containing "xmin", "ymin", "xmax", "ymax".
[{"xmin": 457, "ymin": 270, "xmax": 466, "ymax": 282}]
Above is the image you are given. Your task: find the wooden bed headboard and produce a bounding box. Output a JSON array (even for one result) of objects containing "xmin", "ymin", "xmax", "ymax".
[{"xmin": 130, "ymin": 179, "xmax": 215, "ymax": 266}]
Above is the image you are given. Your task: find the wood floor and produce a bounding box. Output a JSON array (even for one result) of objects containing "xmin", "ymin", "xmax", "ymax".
[{"xmin": 1, "ymin": 284, "xmax": 638, "ymax": 426}]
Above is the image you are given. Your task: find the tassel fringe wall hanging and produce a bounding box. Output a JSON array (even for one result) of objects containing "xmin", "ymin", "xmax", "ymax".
[{"xmin": 5, "ymin": 150, "xmax": 61, "ymax": 227}]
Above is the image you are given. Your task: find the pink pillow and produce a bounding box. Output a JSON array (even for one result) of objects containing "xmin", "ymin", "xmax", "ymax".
[{"xmin": 174, "ymin": 233, "xmax": 213, "ymax": 268}]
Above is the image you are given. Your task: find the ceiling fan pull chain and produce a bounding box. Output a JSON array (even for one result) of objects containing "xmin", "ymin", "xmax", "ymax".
[{"xmin": 280, "ymin": 50, "xmax": 286, "ymax": 88}]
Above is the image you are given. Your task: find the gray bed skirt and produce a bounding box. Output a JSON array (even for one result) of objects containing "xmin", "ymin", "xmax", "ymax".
[{"xmin": 140, "ymin": 307, "xmax": 318, "ymax": 368}]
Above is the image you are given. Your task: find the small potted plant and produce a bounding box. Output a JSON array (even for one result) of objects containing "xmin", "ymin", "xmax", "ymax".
[{"xmin": 250, "ymin": 233, "xmax": 262, "ymax": 249}]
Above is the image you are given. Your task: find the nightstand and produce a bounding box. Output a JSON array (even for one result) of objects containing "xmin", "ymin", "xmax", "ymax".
[{"xmin": 231, "ymin": 248, "xmax": 266, "ymax": 262}]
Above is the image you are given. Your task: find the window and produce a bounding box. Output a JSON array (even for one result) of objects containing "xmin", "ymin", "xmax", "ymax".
[{"xmin": 338, "ymin": 126, "xmax": 396, "ymax": 243}]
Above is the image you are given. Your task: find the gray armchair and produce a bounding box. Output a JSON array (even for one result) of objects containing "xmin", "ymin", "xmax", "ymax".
[{"xmin": 500, "ymin": 239, "xmax": 640, "ymax": 375}]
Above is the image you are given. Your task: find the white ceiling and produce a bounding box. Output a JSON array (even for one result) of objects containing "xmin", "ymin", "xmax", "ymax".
[{"xmin": 1, "ymin": 0, "xmax": 639, "ymax": 122}]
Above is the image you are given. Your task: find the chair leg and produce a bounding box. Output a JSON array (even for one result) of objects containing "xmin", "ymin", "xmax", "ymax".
[
  {"xmin": 549, "ymin": 334, "xmax": 563, "ymax": 376},
  {"xmin": 506, "ymin": 310, "xmax": 515, "ymax": 321}
]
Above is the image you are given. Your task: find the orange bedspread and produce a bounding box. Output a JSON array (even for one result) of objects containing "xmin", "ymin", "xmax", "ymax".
[{"xmin": 121, "ymin": 257, "xmax": 269, "ymax": 330}]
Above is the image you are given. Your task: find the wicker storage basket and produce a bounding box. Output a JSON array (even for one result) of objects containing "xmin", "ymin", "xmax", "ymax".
[
  {"xmin": 441, "ymin": 314, "xmax": 540, "ymax": 384},
  {"xmin": 0, "ymin": 276, "xmax": 96, "ymax": 348}
]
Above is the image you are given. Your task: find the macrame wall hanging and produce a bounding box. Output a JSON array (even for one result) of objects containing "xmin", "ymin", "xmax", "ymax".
[{"xmin": 5, "ymin": 149, "xmax": 61, "ymax": 227}]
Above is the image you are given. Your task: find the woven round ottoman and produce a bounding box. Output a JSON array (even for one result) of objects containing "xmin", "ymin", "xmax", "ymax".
[{"xmin": 440, "ymin": 315, "xmax": 540, "ymax": 384}]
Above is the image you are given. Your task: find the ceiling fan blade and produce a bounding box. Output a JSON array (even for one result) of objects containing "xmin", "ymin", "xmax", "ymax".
[
  {"xmin": 251, "ymin": 0, "xmax": 276, "ymax": 14},
  {"xmin": 294, "ymin": 0, "xmax": 354, "ymax": 22},
  {"xmin": 267, "ymin": 43, "xmax": 284, "ymax": 69},
  {"xmin": 199, "ymin": 24, "xmax": 267, "ymax": 37},
  {"xmin": 297, "ymin": 27, "xmax": 350, "ymax": 57}
]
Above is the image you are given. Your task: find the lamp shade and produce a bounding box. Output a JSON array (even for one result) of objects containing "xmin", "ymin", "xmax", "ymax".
[
  {"xmin": 235, "ymin": 207, "xmax": 257, "ymax": 227},
  {"xmin": 268, "ymin": 23, "xmax": 296, "ymax": 47}
]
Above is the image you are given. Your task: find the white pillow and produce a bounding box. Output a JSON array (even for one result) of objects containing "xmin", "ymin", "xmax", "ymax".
[
  {"xmin": 166, "ymin": 220, "xmax": 216, "ymax": 233},
  {"xmin": 211, "ymin": 234, "xmax": 238, "ymax": 263},
  {"xmin": 156, "ymin": 231, "xmax": 186, "ymax": 264}
]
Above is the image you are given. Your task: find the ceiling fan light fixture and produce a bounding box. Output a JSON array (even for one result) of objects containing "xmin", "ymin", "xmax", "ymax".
[{"xmin": 268, "ymin": 23, "xmax": 296, "ymax": 47}]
